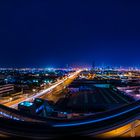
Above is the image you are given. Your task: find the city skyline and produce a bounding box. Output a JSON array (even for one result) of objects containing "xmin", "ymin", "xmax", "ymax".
[{"xmin": 1, "ymin": 1, "xmax": 140, "ymax": 139}]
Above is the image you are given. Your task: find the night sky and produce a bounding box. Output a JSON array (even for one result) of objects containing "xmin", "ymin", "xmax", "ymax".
[{"xmin": 0, "ymin": 0, "xmax": 140, "ymax": 68}]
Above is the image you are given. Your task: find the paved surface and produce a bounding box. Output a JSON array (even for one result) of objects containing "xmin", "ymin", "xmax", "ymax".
[{"xmin": 55, "ymin": 87, "xmax": 134, "ymax": 113}]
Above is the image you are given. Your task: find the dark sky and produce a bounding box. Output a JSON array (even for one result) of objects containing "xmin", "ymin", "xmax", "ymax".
[{"xmin": 0, "ymin": 0, "xmax": 140, "ymax": 68}]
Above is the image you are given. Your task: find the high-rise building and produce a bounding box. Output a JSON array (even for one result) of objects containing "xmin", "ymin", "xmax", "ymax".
[{"xmin": 92, "ymin": 61, "xmax": 95, "ymax": 70}]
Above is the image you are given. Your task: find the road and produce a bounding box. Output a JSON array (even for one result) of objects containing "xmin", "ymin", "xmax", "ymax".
[
  {"xmin": 0, "ymin": 100, "xmax": 140, "ymax": 138},
  {"xmin": 119, "ymin": 120, "xmax": 140, "ymax": 137},
  {"xmin": 100, "ymin": 120, "xmax": 140, "ymax": 138},
  {"xmin": 3, "ymin": 70, "xmax": 81, "ymax": 108},
  {"xmin": 2, "ymin": 69, "xmax": 140, "ymax": 138},
  {"xmin": 40, "ymin": 74, "xmax": 77, "ymax": 103}
]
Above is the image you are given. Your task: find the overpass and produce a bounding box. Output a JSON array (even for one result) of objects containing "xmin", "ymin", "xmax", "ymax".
[{"xmin": 0, "ymin": 100, "xmax": 140, "ymax": 138}]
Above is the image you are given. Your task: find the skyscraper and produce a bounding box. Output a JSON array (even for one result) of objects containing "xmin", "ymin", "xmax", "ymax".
[{"xmin": 92, "ymin": 61, "xmax": 95, "ymax": 70}]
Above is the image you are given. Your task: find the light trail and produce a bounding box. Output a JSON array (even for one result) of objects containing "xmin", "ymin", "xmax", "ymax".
[{"xmin": 9, "ymin": 70, "xmax": 82, "ymax": 108}]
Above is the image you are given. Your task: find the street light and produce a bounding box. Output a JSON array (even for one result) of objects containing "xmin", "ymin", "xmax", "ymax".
[{"xmin": 32, "ymin": 89, "xmax": 36, "ymax": 92}]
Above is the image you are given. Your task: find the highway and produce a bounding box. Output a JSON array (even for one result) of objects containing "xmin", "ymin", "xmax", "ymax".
[
  {"xmin": 40, "ymin": 73, "xmax": 76, "ymax": 103},
  {"xmin": 1, "ymin": 70, "xmax": 140, "ymax": 138},
  {"xmin": 3, "ymin": 70, "xmax": 81, "ymax": 108}
]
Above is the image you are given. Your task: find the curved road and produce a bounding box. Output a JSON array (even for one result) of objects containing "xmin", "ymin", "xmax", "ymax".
[{"xmin": 0, "ymin": 101, "xmax": 140, "ymax": 138}]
